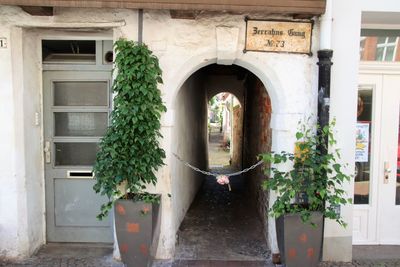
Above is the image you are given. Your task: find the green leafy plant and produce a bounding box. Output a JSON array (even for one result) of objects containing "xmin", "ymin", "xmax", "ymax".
[
  {"xmin": 260, "ymin": 119, "xmax": 352, "ymax": 226},
  {"xmin": 93, "ymin": 39, "xmax": 166, "ymax": 220}
]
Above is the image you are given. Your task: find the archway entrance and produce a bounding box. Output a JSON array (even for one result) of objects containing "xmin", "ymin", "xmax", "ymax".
[{"xmin": 172, "ymin": 64, "xmax": 272, "ymax": 261}]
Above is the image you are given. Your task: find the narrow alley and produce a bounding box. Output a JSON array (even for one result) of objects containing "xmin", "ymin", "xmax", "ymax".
[{"xmin": 174, "ymin": 125, "xmax": 269, "ymax": 261}]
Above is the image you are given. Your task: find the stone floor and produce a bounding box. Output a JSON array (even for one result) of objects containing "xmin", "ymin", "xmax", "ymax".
[
  {"xmin": 3, "ymin": 255, "xmax": 400, "ymax": 267},
  {"xmin": 177, "ymin": 123, "xmax": 269, "ymax": 260},
  {"xmin": 2, "ymin": 244, "xmax": 400, "ymax": 266},
  {"xmin": 174, "ymin": 173, "xmax": 269, "ymax": 261},
  {"xmin": 175, "ymin": 124, "xmax": 269, "ymax": 260},
  {"xmin": 0, "ymin": 243, "xmax": 123, "ymax": 267}
]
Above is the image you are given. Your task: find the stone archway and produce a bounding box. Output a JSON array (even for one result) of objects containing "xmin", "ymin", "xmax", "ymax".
[
  {"xmin": 163, "ymin": 50, "xmax": 287, "ymax": 259},
  {"xmin": 153, "ymin": 38, "xmax": 303, "ymax": 258}
]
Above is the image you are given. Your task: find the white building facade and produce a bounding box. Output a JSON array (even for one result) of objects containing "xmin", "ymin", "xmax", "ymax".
[{"xmin": 0, "ymin": 0, "xmax": 398, "ymax": 263}]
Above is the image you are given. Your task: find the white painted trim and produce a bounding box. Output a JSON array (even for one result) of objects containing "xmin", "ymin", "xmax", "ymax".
[
  {"xmin": 361, "ymin": 23, "xmax": 400, "ymax": 30},
  {"xmin": 352, "ymin": 241, "xmax": 380, "ymax": 245},
  {"xmin": 16, "ymin": 21, "xmax": 126, "ymax": 29},
  {"xmin": 359, "ymin": 62, "xmax": 400, "ymax": 74},
  {"xmin": 39, "ymin": 30, "xmax": 114, "ymax": 41}
]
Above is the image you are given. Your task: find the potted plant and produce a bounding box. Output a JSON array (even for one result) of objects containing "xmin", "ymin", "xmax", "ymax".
[
  {"xmin": 93, "ymin": 39, "xmax": 166, "ymax": 267},
  {"xmin": 260, "ymin": 119, "xmax": 352, "ymax": 267}
]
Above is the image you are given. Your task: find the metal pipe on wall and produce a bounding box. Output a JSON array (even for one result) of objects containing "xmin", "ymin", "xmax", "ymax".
[
  {"xmin": 138, "ymin": 9, "xmax": 143, "ymax": 44},
  {"xmin": 317, "ymin": 49, "xmax": 333, "ymax": 152},
  {"xmin": 319, "ymin": 0, "xmax": 333, "ymax": 50},
  {"xmin": 318, "ymin": 0, "xmax": 333, "ymax": 134}
]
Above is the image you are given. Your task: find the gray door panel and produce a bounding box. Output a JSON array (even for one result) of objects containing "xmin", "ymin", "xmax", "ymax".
[{"xmin": 44, "ymin": 71, "xmax": 113, "ymax": 243}]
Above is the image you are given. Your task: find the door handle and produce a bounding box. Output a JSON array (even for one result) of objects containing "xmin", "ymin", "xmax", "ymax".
[
  {"xmin": 384, "ymin": 161, "xmax": 391, "ymax": 184},
  {"xmin": 44, "ymin": 141, "xmax": 51, "ymax": 164}
]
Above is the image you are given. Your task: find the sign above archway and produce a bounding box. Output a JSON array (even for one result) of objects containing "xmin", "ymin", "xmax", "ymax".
[{"xmin": 245, "ymin": 19, "xmax": 313, "ymax": 55}]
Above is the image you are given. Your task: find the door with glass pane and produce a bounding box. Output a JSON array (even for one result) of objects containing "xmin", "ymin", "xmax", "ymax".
[
  {"xmin": 353, "ymin": 74, "xmax": 380, "ymax": 244},
  {"xmin": 43, "ymin": 71, "xmax": 113, "ymax": 242},
  {"xmin": 353, "ymin": 73, "xmax": 400, "ymax": 244},
  {"xmin": 377, "ymin": 74, "xmax": 400, "ymax": 244}
]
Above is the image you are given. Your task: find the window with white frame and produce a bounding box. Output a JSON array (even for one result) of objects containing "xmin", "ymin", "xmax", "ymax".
[
  {"xmin": 360, "ymin": 29, "xmax": 400, "ymax": 62},
  {"xmin": 375, "ymin": 36, "xmax": 398, "ymax": 61}
]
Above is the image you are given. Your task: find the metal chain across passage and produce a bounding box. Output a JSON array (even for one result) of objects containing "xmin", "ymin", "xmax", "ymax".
[
  {"xmin": 172, "ymin": 153, "xmax": 263, "ymax": 191},
  {"xmin": 172, "ymin": 153, "xmax": 263, "ymax": 177}
]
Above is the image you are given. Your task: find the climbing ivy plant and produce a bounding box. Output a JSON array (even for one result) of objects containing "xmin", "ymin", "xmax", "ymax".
[
  {"xmin": 260, "ymin": 119, "xmax": 352, "ymax": 227},
  {"xmin": 93, "ymin": 39, "xmax": 166, "ymax": 220}
]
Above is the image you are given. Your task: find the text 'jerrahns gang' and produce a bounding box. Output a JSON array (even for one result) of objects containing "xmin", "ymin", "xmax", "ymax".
[{"xmin": 252, "ymin": 27, "xmax": 306, "ymax": 38}]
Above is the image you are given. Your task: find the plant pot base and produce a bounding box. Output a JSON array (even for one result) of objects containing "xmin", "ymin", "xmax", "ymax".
[
  {"xmin": 276, "ymin": 212, "xmax": 323, "ymax": 267},
  {"xmin": 114, "ymin": 199, "xmax": 161, "ymax": 267}
]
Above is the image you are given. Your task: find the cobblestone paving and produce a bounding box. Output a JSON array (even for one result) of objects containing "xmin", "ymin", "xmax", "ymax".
[
  {"xmin": 174, "ymin": 173, "xmax": 269, "ymax": 261},
  {"xmin": 0, "ymin": 244, "xmax": 124, "ymax": 267},
  {"xmin": 319, "ymin": 260, "xmax": 400, "ymax": 267},
  {"xmin": 3, "ymin": 258, "xmax": 400, "ymax": 267},
  {"xmin": 0, "ymin": 257, "xmax": 124, "ymax": 267}
]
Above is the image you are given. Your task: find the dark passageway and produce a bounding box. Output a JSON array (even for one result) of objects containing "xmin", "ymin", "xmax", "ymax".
[
  {"xmin": 173, "ymin": 64, "xmax": 272, "ymax": 262},
  {"xmin": 174, "ymin": 125, "xmax": 269, "ymax": 261}
]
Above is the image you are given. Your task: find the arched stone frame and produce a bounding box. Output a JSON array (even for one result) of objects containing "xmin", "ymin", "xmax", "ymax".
[{"xmin": 158, "ymin": 50, "xmax": 302, "ymax": 258}]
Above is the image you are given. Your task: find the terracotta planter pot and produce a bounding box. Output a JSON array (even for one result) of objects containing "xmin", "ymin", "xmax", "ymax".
[
  {"xmin": 114, "ymin": 198, "xmax": 161, "ymax": 267},
  {"xmin": 276, "ymin": 212, "xmax": 323, "ymax": 267}
]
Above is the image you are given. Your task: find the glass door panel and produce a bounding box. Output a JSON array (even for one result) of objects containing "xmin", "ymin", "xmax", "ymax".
[
  {"xmin": 54, "ymin": 81, "xmax": 108, "ymax": 106},
  {"xmin": 355, "ymin": 88, "xmax": 373, "ymax": 204},
  {"xmin": 55, "ymin": 142, "xmax": 99, "ymax": 166},
  {"xmin": 54, "ymin": 112, "xmax": 108, "ymax": 136}
]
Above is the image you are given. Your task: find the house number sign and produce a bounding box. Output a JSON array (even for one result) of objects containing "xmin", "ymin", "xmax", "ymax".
[
  {"xmin": 0, "ymin": 38, "xmax": 7, "ymax": 48},
  {"xmin": 245, "ymin": 19, "xmax": 313, "ymax": 55}
]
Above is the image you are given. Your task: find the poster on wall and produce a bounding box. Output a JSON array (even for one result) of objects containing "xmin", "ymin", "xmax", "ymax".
[{"xmin": 355, "ymin": 123, "xmax": 369, "ymax": 162}]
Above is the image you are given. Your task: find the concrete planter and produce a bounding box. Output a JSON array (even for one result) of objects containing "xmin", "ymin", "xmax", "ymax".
[
  {"xmin": 276, "ymin": 212, "xmax": 323, "ymax": 267},
  {"xmin": 114, "ymin": 198, "xmax": 161, "ymax": 267}
]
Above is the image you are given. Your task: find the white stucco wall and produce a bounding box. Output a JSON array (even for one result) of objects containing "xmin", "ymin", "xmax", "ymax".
[
  {"xmin": 322, "ymin": 0, "xmax": 361, "ymax": 261},
  {"xmin": 0, "ymin": 4, "xmax": 364, "ymax": 262},
  {"xmin": 0, "ymin": 25, "xmax": 20, "ymax": 260},
  {"xmin": 22, "ymin": 28, "xmax": 46, "ymax": 256},
  {"xmin": 172, "ymin": 71, "xmax": 208, "ymax": 230},
  {"xmin": 0, "ymin": 25, "xmax": 45, "ymax": 259},
  {"xmin": 361, "ymin": 0, "xmax": 400, "ymax": 13}
]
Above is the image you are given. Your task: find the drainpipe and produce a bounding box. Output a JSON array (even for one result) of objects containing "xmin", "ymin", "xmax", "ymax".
[
  {"xmin": 318, "ymin": 0, "xmax": 333, "ymax": 152},
  {"xmin": 317, "ymin": 49, "xmax": 333, "ymax": 151},
  {"xmin": 319, "ymin": 0, "xmax": 332, "ymax": 50},
  {"xmin": 138, "ymin": 9, "xmax": 143, "ymax": 44},
  {"xmin": 316, "ymin": 0, "xmax": 333, "ymax": 262}
]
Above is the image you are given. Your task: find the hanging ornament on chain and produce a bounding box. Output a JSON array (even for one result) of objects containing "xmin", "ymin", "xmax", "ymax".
[{"xmin": 216, "ymin": 175, "xmax": 231, "ymax": 191}]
